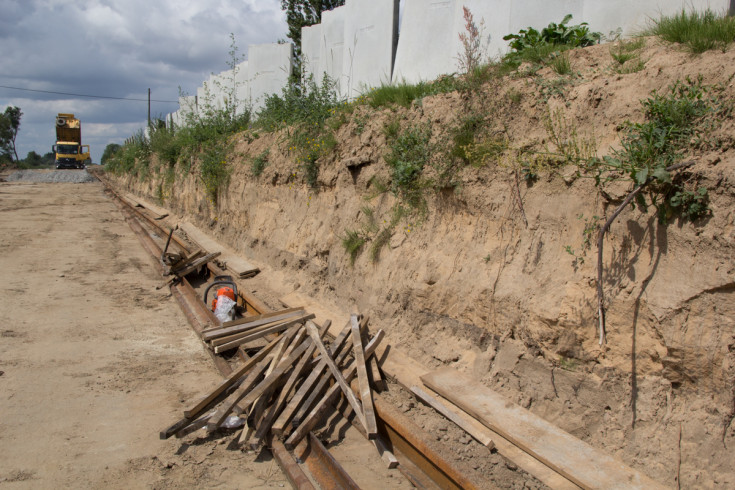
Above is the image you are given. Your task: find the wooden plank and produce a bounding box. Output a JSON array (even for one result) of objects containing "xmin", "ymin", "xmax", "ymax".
[
  {"xmin": 207, "ymin": 337, "xmax": 312, "ymax": 432},
  {"xmin": 290, "ymin": 318, "xmax": 365, "ymax": 428},
  {"xmin": 220, "ymin": 306, "xmax": 305, "ymax": 329},
  {"xmin": 306, "ymin": 323, "xmax": 368, "ymax": 433},
  {"xmin": 421, "ymin": 367, "xmax": 667, "ymax": 490},
  {"xmin": 350, "ymin": 314, "xmax": 377, "ymax": 439},
  {"xmin": 271, "ymin": 321, "xmax": 353, "ymax": 436},
  {"xmin": 213, "ymin": 314, "xmax": 315, "ymax": 353},
  {"xmin": 172, "ymin": 251, "xmax": 220, "ymax": 277},
  {"xmin": 374, "ymin": 436, "xmax": 399, "ymax": 469},
  {"xmin": 285, "ymin": 330, "xmax": 384, "ymax": 449},
  {"xmin": 203, "ymin": 309, "xmax": 306, "ymax": 341},
  {"xmin": 181, "ymin": 332, "xmax": 285, "ymax": 419},
  {"xmin": 179, "ymin": 221, "xmax": 259, "ymax": 277},
  {"xmin": 369, "ymin": 355, "xmax": 386, "ymax": 392},
  {"xmin": 204, "ymin": 330, "xmax": 296, "ymax": 428},
  {"xmin": 410, "ymin": 385, "xmax": 494, "ymax": 450},
  {"xmin": 253, "ymin": 341, "xmax": 318, "ymax": 446}
]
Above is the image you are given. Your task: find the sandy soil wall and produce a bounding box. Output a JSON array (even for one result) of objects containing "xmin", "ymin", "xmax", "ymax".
[{"xmin": 108, "ymin": 40, "xmax": 735, "ymax": 487}]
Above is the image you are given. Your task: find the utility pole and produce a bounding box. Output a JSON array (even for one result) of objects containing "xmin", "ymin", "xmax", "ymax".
[{"xmin": 147, "ymin": 88, "xmax": 151, "ymax": 128}]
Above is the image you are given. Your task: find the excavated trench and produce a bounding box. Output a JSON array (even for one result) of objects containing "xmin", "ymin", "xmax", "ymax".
[{"xmin": 104, "ymin": 39, "xmax": 735, "ymax": 488}]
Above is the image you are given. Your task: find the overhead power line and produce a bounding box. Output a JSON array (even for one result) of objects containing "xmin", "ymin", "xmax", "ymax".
[{"xmin": 0, "ymin": 84, "xmax": 179, "ymax": 103}]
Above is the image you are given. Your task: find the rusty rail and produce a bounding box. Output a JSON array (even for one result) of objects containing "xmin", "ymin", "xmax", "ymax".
[{"xmin": 99, "ymin": 173, "xmax": 487, "ymax": 489}]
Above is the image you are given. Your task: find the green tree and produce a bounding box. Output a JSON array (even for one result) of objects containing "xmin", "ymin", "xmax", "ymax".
[
  {"xmin": 280, "ymin": 0, "xmax": 344, "ymax": 75},
  {"xmin": 24, "ymin": 151, "xmax": 43, "ymax": 167},
  {"xmin": 101, "ymin": 143, "xmax": 122, "ymax": 165},
  {"xmin": 0, "ymin": 106, "xmax": 22, "ymax": 165}
]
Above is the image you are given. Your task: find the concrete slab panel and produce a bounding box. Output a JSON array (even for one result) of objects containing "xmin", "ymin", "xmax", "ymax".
[
  {"xmin": 342, "ymin": 0, "xmax": 399, "ymax": 98},
  {"xmin": 392, "ymin": 0, "xmax": 457, "ymax": 84},
  {"xmin": 249, "ymin": 43, "xmax": 293, "ymax": 113},
  {"xmin": 234, "ymin": 60, "xmax": 250, "ymax": 115},
  {"xmin": 582, "ymin": 0, "xmax": 682, "ymax": 36},
  {"xmin": 319, "ymin": 6, "xmax": 346, "ymax": 96},
  {"xmin": 301, "ymin": 23, "xmax": 322, "ymax": 82}
]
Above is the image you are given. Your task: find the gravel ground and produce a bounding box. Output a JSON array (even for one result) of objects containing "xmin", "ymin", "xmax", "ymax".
[{"xmin": 4, "ymin": 169, "xmax": 97, "ymax": 183}]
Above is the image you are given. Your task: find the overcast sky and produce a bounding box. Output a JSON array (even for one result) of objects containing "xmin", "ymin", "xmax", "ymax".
[{"xmin": 0, "ymin": 0, "xmax": 287, "ymax": 163}]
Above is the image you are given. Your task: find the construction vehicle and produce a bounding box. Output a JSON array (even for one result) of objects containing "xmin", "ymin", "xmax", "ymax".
[{"xmin": 53, "ymin": 113, "xmax": 91, "ymax": 169}]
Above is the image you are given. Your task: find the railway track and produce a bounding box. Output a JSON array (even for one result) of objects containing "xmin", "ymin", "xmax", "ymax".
[{"xmin": 96, "ymin": 172, "xmax": 488, "ymax": 489}]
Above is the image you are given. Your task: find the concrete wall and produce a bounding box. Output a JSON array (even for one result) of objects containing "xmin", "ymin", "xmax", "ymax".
[
  {"xmin": 175, "ymin": 0, "xmax": 731, "ymax": 123},
  {"xmin": 302, "ymin": 24, "xmax": 322, "ymax": 82},
  {"xmin": 319, "ymin": 7, "xmax": 347, "ymax": 96},
  {"xmin": 234, "ymin": 60, "xmax": 250, "ymax": 115},
  {"xmin": 248, "ymin": 43, "xmax": 293, "ymax": 113},
  {"xmin": 392, "ymin": 0, "xmax": 457, "ymax": 84},
  {"xmin": 342, "ymin": 0, "xmax": 399, "ymax": 98}
]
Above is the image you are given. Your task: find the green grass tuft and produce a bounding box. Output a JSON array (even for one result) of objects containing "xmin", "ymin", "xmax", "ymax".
[{"xmin": 648, "ymin": 9, "xmax": 735, "ymax": 53}]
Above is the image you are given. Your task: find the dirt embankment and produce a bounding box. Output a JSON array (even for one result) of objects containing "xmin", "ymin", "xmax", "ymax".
[{"xmin": 108, "ymin": 39, "xmax": 735, "ymax": 487}]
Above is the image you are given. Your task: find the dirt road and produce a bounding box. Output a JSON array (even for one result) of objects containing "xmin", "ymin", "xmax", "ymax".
[{"xmin": 0, "ymin": 179, "xmax": 289, "ymax": 488}]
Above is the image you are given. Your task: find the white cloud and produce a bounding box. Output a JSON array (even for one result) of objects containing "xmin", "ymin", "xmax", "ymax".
[{"xmin": 0, "ymin": 0, "xmax": 287, "ymax": 163}]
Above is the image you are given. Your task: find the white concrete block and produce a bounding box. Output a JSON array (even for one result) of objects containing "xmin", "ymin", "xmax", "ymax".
[
  {"xmin": 302, "ymin": 23, "xmax": 323, "ymax": 82},
  {"xmin": 319, "ymin": 6, "xmax": 346, "ymax": 96},
  {"xmin": 234, "ymin": 60, "xmax": 250, "ymax": 115},
  {"xmin": 392, "ymin": 0, "xmax": 457, "ymax": 84},
  {"xmin": 249, "ymin": 42, "xmax": 294, "ymax": 113},
  {"xmin": 342, "ymin": 0, "xmax": 399, "ymax": 98}
]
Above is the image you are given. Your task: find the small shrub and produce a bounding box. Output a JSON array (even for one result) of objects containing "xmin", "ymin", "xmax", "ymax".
[
  {"xmin": 382, "ymin": 118, "xmax": 401, "ymax": 140},
  {"xmin": 199, "ymin": 141, "xmax": 231, "ymax": 204},
  {"xmin": 457, "ymin": 6, "xmax": 486, "ymax": 75},
  {"xmin": 586, "ymin": 76, "xmax": 724, "ymax": 223},
  {"xmin": 385, "ymin": 124, "xmax": 433, "ymax": 210},
  {"xmin": 610, "ymin": 38, "xmax": 647, "ymax": 74},
  {"xmin": 669, "ymin": 187, "xmax": 710, "ymax": 221},
  {"xmin": 370, "ymin": 227, "xmax": 392, "ymax": 263},
  {"xmin": 503, "ymin": 14, "xmax": 601, "ymax": 58},
  {"xmin": 149, "ymin": 123, "xmax": 180, "ymax": 167},
  {"xmin": 342, "ymin": 230, "xmax": 366, "ymax": 265},
  {"xmin": 648, "ymin": 9, "xmax": 735, "ymax": 53},
  {"xmin": 549, "ymin": 51, "xmax": 572, "ymax": 74},
  {"xmin": 450, "ymin": 114, "xmax": 486, "ymax": 163},
  {"xmin": 250, "ymin": 149, "xmax": 269, "ymax": 177}
]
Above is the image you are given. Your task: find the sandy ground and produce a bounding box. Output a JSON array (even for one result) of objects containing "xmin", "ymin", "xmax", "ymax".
[{"xmin": 0, "ymin": 180, "xmax": 291, "ymax": 488}]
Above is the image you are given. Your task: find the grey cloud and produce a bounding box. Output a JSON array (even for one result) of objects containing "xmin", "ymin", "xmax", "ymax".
[{"xmin": 0, "ymin": 0, "xmax": 286, "ymax": 163}]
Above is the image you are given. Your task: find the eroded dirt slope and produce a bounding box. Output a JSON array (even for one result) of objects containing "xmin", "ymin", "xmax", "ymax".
[{"xmin": 110, "ymin": 38, "xmax": 735, "ymax": 488}]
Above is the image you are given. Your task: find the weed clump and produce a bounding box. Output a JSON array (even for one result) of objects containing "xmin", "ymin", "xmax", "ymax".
[
  {"xmin": 502, "ymin": 14, "xmax": 601, "ymax": 68},
  {"xmin": 648, "ymin": 9, "xmax": 735, "ymax": 53},
  {"xmin": 587, "ymin": 76, "xmax": 726, "ymax": 222}
]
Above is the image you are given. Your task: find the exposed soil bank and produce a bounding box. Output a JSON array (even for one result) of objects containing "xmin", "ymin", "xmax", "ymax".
[{"xmin": 107, "ymin": 39, "xmax": 735, "ymax": 487}]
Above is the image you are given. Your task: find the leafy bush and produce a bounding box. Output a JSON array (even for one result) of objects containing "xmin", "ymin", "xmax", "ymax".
[
  {"xmin": 257, "ymin": 74, "xmax": 340, "ymax": 189},
  {"xmin": 250, "ymin": 149, "xmax": 270, "ymax": 177},
  {"xmin": 648, "ymin": 9, "xmax": 735, "ymax": 53},
  {"xmin": 149, "ymin": 123, "xmax": 180, "ymax": 167},
  {"xmin": 587, "ymin": 76, "xmax": 723, "ymax": 222},
  {"xmin": 504, "ymin": 14, "xmax": 601, "ymax": 53},
  {"xmin": 385, "ymin": 124, "xmax": 433, "ymax": 210}
]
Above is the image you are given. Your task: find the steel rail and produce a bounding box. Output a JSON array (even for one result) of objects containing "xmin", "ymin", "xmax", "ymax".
[{"xmin": 98, "ymin": 172, "xmax": 491, "ymax": 489}]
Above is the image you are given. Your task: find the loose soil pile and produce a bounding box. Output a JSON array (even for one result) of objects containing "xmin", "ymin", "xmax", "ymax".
[{"xmin": 109, "ymin": 38, "xmax": 735, "ymax": 488}]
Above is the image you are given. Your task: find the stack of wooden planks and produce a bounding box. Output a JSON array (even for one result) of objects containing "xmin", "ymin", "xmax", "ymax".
[
  {"xmin": 158, "ymin": 248, "xmax": 221, "ymax": 289},
  {"xmin": 201, "ymin": 307, "xmax": 315, "ymax": 354},
  {"xmin": 161, "ymin": 312, "xmax": 390, "ymax": 459}
]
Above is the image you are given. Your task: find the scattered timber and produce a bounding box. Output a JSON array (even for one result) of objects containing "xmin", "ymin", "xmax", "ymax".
[
  {"xmin": 161, "ymin": 311, "xmax": 389, "ymax": 469},
  {"xmin": 421, "ymin": 367, "xmax": 667, "ymax": 490}
]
